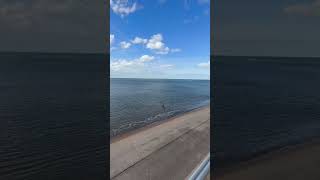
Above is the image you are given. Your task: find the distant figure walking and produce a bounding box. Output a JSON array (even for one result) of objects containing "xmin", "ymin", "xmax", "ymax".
[{"xmin": 162, "ymin": 104, "xmax": 166, "ymax": 112}]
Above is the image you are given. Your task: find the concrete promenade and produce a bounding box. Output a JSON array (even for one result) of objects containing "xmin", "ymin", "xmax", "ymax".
[{"xmin": 110, "ymin": 106, "xmax": 210, "ymax": 180}]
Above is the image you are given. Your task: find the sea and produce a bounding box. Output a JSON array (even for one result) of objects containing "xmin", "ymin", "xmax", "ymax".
[
  {"xmin": 5, "ymin": 53, "xmax": 318, "ymax": 177},
  {"xmin": 212, "ymin": 56, "xmax": 320, "ymax": 171},
  {"xmin": 0, "ymin": 52, "xmax": 107, "ymax": 180},
  {"xmin": 110, "ymin": 78, "xmax": 210, "ymax": 137}
]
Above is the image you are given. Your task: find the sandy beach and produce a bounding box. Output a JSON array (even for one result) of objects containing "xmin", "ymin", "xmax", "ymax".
[
  {"xmin": 214, "ymin": 139, "xmax": 320, "ymax": 180},
  {"xmin": 110, "ymin": 106, "xmax": 210, "ymax": 180}
]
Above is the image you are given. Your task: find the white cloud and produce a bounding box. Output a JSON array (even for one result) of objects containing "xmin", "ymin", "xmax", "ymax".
[
  {"xmin": 123, "ymin": 33, "xmax": 181, "ymax": 54},
  {"xmin": 146, "ymin": 34, "xmax": 164, "ymax": 49},
  {"xmin": 146, "ymin": 34, "xmax": 170, "ymax": 54},
  {"xmin": 155, "ymin": 47, "xmax": 170, "ymax": 54},
  {"xmin": 110, "ymin": 0, "xmax": 140, "ymax": 17},
  {"xmin": 110, "ymin": 34, "xmax": 115, "ymax": 44},
  {"xmin": 111, "ymin": 55, "xmax": 155, "ymax": 72},
  {"xmin": 120, "ymin": 41, "xmax": 131, "ymax": 49},
  {"xmin": 197, "ymin": 61, "xmax": 210, "ymax": 68},
  {"xmin": 139, "ymin": 55, "xmax": 155, "ymax": 62},
  {"xmin": 111, "ymin": 59, "xmax": 137, "ymax": 72},
  {"xmin": 284, "ymin": 0, "xmax": 320, "ymax": 16},
  {"xmin": 131, "ymin": 37, "xmax": 148, "ymax": 44}
]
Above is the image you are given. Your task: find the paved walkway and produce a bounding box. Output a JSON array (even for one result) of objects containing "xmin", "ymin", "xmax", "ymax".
[{"xmin": 110, "ymin": 107, "xmax": 210, "ymax": 180}]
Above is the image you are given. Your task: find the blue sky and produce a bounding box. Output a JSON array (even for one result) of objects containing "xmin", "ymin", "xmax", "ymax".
[{"xmin": 110, "ymin": 0, "xmax": 210, "ymax": 79}]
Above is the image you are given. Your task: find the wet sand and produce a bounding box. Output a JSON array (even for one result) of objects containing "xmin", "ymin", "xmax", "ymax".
[
  {"xmin": 214, "ymin": 139, "xmax": 320, "ymax": 180},
  {"xmin": 110, "ymin": 106, "xmax": 210, "ymax": 180}
]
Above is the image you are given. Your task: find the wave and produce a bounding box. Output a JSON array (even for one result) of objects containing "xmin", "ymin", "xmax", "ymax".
[{"xmin": 111, "ymin": 100, "xmax": 210, "ymax": 137}]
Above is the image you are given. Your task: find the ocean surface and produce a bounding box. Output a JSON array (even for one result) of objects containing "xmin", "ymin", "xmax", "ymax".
[
  {"xmin": 0, "ymin": 53, "xmax": 107, "ymax": 180},
  {"xmin": 110, "ymin": 78, "xmax": 210, "ymax": 137},
  {"xmin": 213, "ymin": 56, "xmax": 320, "ymax": 170}
]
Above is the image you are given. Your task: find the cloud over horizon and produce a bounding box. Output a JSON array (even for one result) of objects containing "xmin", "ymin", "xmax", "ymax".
[
  {"xmin": 197, "ymin": 61, "xmax": 210, "ymax": 68},
  {"xmin": 110, "ymin": 54, "xmax": 155, "ymax": 72}
]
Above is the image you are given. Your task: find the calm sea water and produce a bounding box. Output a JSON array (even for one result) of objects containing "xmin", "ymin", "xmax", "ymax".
[
  {"xmin": 213, "ymin": 56, "xmax": 320, "ymax": 170},
  {"xmin": 0, "ymin": 53, "xmax": 107, "ymax": 180},
  {"xmin": 110, "ymin": 78, "xmax": 210, "ymax": 137}
]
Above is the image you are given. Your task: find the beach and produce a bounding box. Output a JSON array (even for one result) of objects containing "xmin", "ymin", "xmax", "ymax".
[
  {"xmin": 214, "ymin": 139, "xmax": 320, "ymax": 180},
  {"xmin": 110, "ymin": 106, "xmax": 210, "ymax": 180}
]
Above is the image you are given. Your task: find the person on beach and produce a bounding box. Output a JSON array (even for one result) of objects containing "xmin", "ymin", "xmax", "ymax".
[{"xmin": 162, "ymin": 104, "xmax": 166, "ymax": 112}]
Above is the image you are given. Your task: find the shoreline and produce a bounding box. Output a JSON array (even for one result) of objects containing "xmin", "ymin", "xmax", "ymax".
[
  {"xmin": 215, "ymin": 138, "xmax": 320, "ymax": 179},
  {"xmin": 110, "ymin": 104, "xmax": 210, "ymax": 144}
]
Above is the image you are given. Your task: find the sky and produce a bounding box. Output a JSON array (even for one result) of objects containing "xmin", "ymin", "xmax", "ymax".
[
  {"xmin": 213, "ymin": 0, "xmax": 320, "ymax": 57},
  {"xmin": 110, "ymin": 0, "xmax": 210, "ymax": 80},
  {"xmin": 0, "ymin": 0, "xmax": 106, "ymax": 53}
]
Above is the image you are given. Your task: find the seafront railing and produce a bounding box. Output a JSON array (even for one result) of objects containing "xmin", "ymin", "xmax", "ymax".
[{"xmin": 188, "ymin": 154, "xmax": 210, "ymax": 180}]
